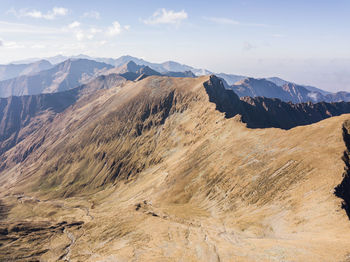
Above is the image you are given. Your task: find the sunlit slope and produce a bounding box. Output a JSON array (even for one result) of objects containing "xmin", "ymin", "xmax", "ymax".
[{"xmin": 0, "ymin": 75, "xmax": 350, "ymax": 261}]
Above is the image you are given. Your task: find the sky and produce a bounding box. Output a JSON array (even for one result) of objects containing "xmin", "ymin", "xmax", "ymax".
[{"xmin": 0, "ymin": 0, "xmax": 349, "ymax": 91}]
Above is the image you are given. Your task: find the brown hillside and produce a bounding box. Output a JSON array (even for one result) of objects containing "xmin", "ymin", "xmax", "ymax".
[{"xmin": 0, "ymin": 75, "xmax": 350, "ymax": 261}]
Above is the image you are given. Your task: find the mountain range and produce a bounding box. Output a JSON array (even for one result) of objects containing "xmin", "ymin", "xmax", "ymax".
[
  {"xmin": 0, "ymin": 59, "xmax": 196, "ymax": 97},
  {"xmin": 229, "ymin": 77, "xmax": 350, "ymax": 103},
  {"xmin": 0, "ymin": 59, "xmax": 113, "ymax": 97},
  {"xmin": 3, "ymin": 54, "xmax": 350, "ymax": 104},
  {"xmin": 0, "ymin": 60, "xmax": 52, "ymax": 81},
  {"xmin": 1, "ymin": 73, "xmax": 350, "ymax": 261}
]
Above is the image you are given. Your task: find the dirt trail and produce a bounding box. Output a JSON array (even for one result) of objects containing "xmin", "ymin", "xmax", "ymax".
[{"xmin": 61, "ymin": 229, "xmax": 76, "ymax": 262}]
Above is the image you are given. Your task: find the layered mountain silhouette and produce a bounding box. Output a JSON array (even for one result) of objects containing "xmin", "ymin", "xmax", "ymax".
[
  {"xmin": 0, "ymin": 60, "xmax": 52, "ymax": 81},
  {"xmin": 230, "ymin": 77, "xmax": 350, "ymax": 103},
  {"xmin": 108, "ymin": 61, "xmax": 196, "ymax": 81},
  {"xmin": 0, "ymin": 59, "xmax": 113, "ymax": 97},
  {"xmin": 8, "ymin": 54, "xmax": 350, "ymax": 104},
  {"xmin": 0, "ymin": 59, "xmax": 199, "ymax": 98}
]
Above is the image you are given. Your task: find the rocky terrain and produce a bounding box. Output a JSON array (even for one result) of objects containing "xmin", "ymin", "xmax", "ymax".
[{"xmin": 0, "ymin": 75, "xmax": 350, "ymax": 261}]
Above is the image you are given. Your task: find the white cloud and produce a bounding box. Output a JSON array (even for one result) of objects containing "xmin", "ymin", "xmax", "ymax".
[
  {"xmin": 205, "ymin": 17, "xmax": 271, "ymax": 27},
  {"xmin": 0, "ymin": 40, "xmax": 3, "ymax": 47},
  {"xmin": 82, "ymin": 11, "xmax": 100, "ymax": 19},
  {"xmin": 107, "ymin": 21, "xmax": 122, "ymax": 36},
  {"xmin": 124, "ymin": 25, "xmax": 131, "ymax": 30},
  {"xmin": 143, "ymin": 8, "xmax": 188, "ymax": 25},
  {"xmin": 75, "ymin": 31, "xmax": 85, "ymax": 41},
  {"xmin": 68, "ymin": 21, "xmax": 81, "ymax": 29},
  {"xmin": 31, "ymin": 44, "xmax": 47, "ymax": 49},
  {"xmin": 9, "ymin": 7, "xmax": 68, "ymax": 20},
  {"xmin": 0, "ymin": 21, "xmax": 57, "ymax": 34},
  {"xmin": 2, "ymin": 40, "xmax": 25, "ymax": 49},
  {"xmin": 90, "ymin": 27, "xmax": 102, "ymax": 34}
]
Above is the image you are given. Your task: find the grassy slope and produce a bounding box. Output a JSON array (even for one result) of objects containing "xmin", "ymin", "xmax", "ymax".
[{"xmin": 0, "ymin": 76, "xmax": 350, "ymax": 261}]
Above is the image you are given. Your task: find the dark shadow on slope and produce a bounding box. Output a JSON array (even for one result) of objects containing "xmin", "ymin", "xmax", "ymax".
[
  {"xmin": 204, "ymin": 75, "xmax": 350, "ymax": 130},
  {"xmin": 0, "ymin": 73, "xmax": 126, "ymax": 158},
  {"xmin": 335, "ymin": 121, "xmax": 350, "ymax": 219},
  {"xmin": 0, "ymin": 200, "xmax": 10, "ymax": 220}
]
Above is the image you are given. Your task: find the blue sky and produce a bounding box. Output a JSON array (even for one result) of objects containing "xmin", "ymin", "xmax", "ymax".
[{"xmin": 0, "ymin": 0, "xmax": 349, "ymax": 91}]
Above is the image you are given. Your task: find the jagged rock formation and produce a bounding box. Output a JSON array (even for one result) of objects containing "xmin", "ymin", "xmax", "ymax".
[
  {"xmin": 335, "ymin": 120, "xmax": 350, "ymax": 218},
  {"xmin": 205, "ymin": 75, "xmax": 350, "ymax": 129},
  {"xmin": 0, "ymin": 75, "xmax": 350, "ymax": 261}
]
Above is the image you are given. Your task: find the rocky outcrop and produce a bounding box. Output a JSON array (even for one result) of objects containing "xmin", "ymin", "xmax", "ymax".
[
  {"xmin": 335, "ymin": 120, "xmax": 350, "ymax": 219},
  {"xmin": 205, "ymin": 75, "xmax": 350, "ymax": 129}
]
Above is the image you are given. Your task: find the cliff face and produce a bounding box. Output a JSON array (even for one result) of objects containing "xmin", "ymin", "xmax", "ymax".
[
  {"xmin": 335, "ymin": 120, "xmax": 350, "ymax": 219},
  {"xmin": 205, "ymin": 75, "xmax": 350, "ymax": 129}
]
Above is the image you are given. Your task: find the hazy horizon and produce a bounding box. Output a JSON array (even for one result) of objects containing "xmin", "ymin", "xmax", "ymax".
[{"xmin": 0, "ymin": 0, "xmax": 349, "ymax": 91}]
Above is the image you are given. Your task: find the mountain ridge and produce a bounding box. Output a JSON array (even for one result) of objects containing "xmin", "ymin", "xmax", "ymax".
[
  {"xmin": 0, "ymin": 59, "xmax": 113, "ymax": 97},
  {"xmin": 1, "ymin": 75, "xmax": 350, "ymax": 261},
  {"xmin": 0, "ymin": 60, "xmax": 52, "ymax": 81}
]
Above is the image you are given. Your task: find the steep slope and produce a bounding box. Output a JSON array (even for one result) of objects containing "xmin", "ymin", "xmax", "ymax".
[
  {"xmin": 0, "ymin": 59, "xmax": 113, "ymax": 97},
  {"xmin": 108, "ymin": 61, "xmax": 161, "ymax": 80},
  {"xmin": 325, "ymin": 91, "xmax": 350, "ymax": 102},
  {"xmin": 0, "ymin": 60, "xmax": 52, "ymax": 81},
  {"xmin": 266, "ymin": 76, "xmax": 350, "ymax": 102},
  {"xmin": 0, "ymin": 76, "xmax": 350, "ymax": 261},
  {"xmin": 231, "ymin": 78, "xmax": 296, "ymax": 101},
  {"xmin": 162, "ymin": 70, "xmax": 196, "ymax": 78},
  {"xmin": 161, "ymin": 61, "xmax": 193, "ymax": 72},
  {"xmin": 206, "ymin": 76, "xmax": 350, "ymax": 129},
  {"xmin": 231, "ymin": 77, "xmax": 350, "ymax": 103},
  {"xmin": 0, "ymin": 73, "xmax": 126, "ymax": 160},
  {"xmin": 110, "ymin": 61, "xmax": 195, "ymax": 81},
  {"xmin": 267, "ymin": 76, "xmax": 332, "ymax": 95},
  {"xmin": 216, "ymin": 72, "xmax": 246, "ymax": 85},
  {"xmin": 0, "ymin": 90, "xmax": 79, "ymax": 158}
]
